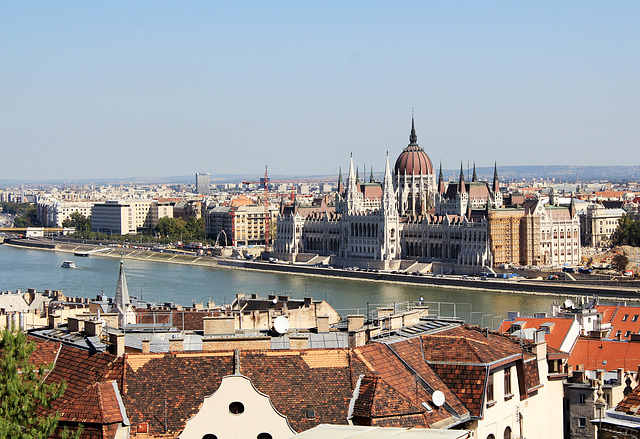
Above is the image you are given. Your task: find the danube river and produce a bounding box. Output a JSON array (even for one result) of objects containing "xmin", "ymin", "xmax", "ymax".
[{"xmin": 1, "ymin": 244, "xmax": 569, "ymax": 327}]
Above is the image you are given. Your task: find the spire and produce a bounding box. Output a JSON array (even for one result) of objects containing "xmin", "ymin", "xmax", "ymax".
[
  {"xmin": 382, "ymin": 152, "xmax": 397, "ymax": 216},
  {"xmin": 458, "ymin": 162, "xmax": 466, "ymax": 193},
  {"xmin": 472, "ymin": 162, "xmax": 478, "ymax": 182},
  {"xmin": 409, "ymin": 114, "xmax": 418, "ymax": 145},
  {"xmin": 369, "ymin": 167, "xmax": 374, "ymax": 183},
  {"xmin": 338, "ymin": 166, "xmax": 343, "ymax": 193},
  {"xmin": 492, "ymin": 161, "xmax": 499, "ymax": 194},
  {"xmin": 114, "ymin": 252, "xmax": 130, "ymax": 310},
  {"xmin": 438, "ymin": 162, "xmax": 446, "ymax": 194},
  {"xmin": 356, "ymin": 166, "xmax": 360, "ymax": 184}
]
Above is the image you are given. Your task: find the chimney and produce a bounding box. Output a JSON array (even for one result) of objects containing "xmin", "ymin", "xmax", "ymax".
[
  {"xmin": 48, "ymin": 314, "xmax": 61, "ymax": 329},
  {"xmin": 141, "ymin": 338, "xmax": 151, "ymax": 354},
  {"xmin": 169, "ymin": 335, "xmax": 184, "ymax": 352},
  {"xmin": 347, "ymin": 315, "xmax": 365, "ymax": 332},
  {"xmin": 203, "ymin": 316, "xmax": 236, "ymax": 335},
  {"xmin": 617, "ymin": 368, "xmax": 624, "ymax": 385},
  {"xmin": 317, "ymin": 315, "xmax": 330, "ymax": 333},
  {"xmin": 84, "ymin": 319, "xmax": 104, "ymax": 337},
  {"xmin": 109, "ymin": 332, "xmax": 125, "ymax": 357},
  {"xmin": 303, "ymin": 297, "xmax": 312, "ymax": 307}
]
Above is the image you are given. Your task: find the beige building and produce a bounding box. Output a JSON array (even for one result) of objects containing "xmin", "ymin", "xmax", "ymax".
[
  {"xmin": 91, "ymin": 199, "xmax": 172, "ymax": 235},
  {"xmin": 37, "ymin": 199, "xmax": 96, "ymax": 227},
  {"xmin": 488, "ymin": 209, "xmax": 541, "ymax": 266},
  {"xmin": 207, "ymin": 203, "xmax": 279, "ymax": 246},
  {"xmin": 580, "ymin": 203, "xmax": 626, "ymax": 248}
]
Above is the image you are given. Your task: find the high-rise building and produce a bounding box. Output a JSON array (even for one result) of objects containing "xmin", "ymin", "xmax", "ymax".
[{"xmin": 195, "ymin": 173, "xmax": 210, "ymax": 195}]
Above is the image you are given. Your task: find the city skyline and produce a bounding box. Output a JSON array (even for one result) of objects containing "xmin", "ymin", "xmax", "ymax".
[{"xmin": 2, "ymin": 1, "xmax": 639, "ymax": 180}]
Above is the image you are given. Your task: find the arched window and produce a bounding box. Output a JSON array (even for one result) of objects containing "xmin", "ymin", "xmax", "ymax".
[
  {"xmin": 503, "ymin": 426, "xmax": 512, "ymax": 439},
  {"xmin": 487, "ymin": 435, "xmax": 495, "ymax": 439}
]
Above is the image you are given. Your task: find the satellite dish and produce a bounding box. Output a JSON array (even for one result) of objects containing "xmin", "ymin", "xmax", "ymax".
[
  {"xmin": 273, "ymin": 315, "xmax": 289, "ymax": 334},
  {"xmin": 432, "ymin": 390, "xmax": 446, "ymax": 407},
  {"xmin": 564, "ymin": 299, "xmax": 574, "ymax": 308},
  {"xmin": 272, "ymin": 298, "xmax": 278, "ymax": 304}
]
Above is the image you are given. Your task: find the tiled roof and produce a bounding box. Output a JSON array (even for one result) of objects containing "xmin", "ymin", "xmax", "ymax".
[
  {"xmin": 597, "ymin": 305, "xmax": 640, "ymax": 340},
  {"xmin": 352, "ymin": 343, "xmax": 456, "ymax": 427},
  {"xmin": 122, "ymin": 350, "xmax": 357, "ymax": 435},
  {"xmin": 498, "ymin": 317, "xmax": 576, "ymax": 352},
  {"xmin": 523, "ymin": 358, "xmax": 541, "ymax": 394},
  {"xmin": 429, "ymin": 363, "xmax": 486, "ymax": 418},
  {"xmin": 616, "ymin": 382, "xmax": 640, "ymax": 414},
  {"xmin": 568, "ymin": 337, "xmax": 640, "ymax": 371},
  {"xmin": 27, "ymin": 335, "xmax": 61, "ymax": 367}
]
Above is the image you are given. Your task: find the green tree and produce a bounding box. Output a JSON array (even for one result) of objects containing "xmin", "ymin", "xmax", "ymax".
[
  {"xmin": 62, "ymin": 212, "xmax": 91, "ymax": 233},
  {"xmin": 154, "ymin": 217, "xmax": 187, "ymax": 239},
  {"xmin": 612, "ymin": 216, "xmax": 640, "ymax": 247},
  {"xmin": 0, "ymin": 327, "xmax": 76, "ymax": 438},
  {"xmin": 612, "ymin": 253, "xmax": 629, "ymax": 272}
]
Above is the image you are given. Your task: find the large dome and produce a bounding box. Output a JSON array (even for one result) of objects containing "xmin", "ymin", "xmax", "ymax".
[{"xmin": 393, "ymin": 119, "xmax": 434, "ymax": 176}]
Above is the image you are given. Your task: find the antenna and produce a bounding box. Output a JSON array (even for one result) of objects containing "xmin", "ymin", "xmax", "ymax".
[
  {"xmin": 273, "ymin": 315, "xmax": 289, "ymax": 334},
  {"xmin": 432, "ymin": 390, "xmax": 446, "ymax": 407}
]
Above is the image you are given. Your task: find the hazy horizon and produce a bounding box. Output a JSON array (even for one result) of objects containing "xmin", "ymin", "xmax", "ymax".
[{"xmin": 2, "ymin": 2, "xmax": 639, "ymax": 180}]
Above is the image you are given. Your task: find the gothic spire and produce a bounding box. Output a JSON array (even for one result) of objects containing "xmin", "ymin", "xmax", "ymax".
[
  {"xmin": 458, "ymin": 162, "xmax": 466, "ymax": 193},
  {"xmin": 369, "ymin": 167, "xmax": 374, "ymax": 183},
  {"xmin": 356, "ymin": 166, "xmax": 360, "ymax": 184},
  {"xmin": 492, "ymin": 161, "xmax": 499, "ymax": 194},
  {"xmin": 338, "ymin": 166, "xmax": 343, "ymax": 193},
  {"xmin": 409, "ymin": 114, "xmax": 418, "ymax": 145},
  {"xmin": 472, "ymin": 162, "xmax": 478, "ymax": 182},
  {"xmin": 438, "ymin": 162, "xmax": 446, "ymax": 194},
  {"xmin": 382, "ymin": 152, "xmax": 397, "ymax": 216}
]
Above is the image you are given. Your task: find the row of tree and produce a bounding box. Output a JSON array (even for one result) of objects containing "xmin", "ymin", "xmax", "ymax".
[
  {"xmin": 64, "ymin": 213, "xmax": 206, "ymax": 244},
  {"xmin": 0, "ymin": 202, "xmax": 39, "ymax": 227}
]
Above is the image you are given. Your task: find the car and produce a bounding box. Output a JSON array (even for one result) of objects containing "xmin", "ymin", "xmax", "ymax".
[{"xmin": 562, "ymin": 267, "xmax": 575, "ymax": 273}]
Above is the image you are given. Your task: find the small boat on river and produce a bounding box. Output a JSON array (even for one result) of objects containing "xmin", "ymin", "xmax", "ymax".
[{"xmin": 61, "ymin": 261, "xmax": 76, "ymax": 269}]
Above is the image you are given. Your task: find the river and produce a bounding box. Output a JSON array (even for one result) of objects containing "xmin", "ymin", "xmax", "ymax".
[{"xmin": 0, "ymin": 244, "xmax": 570, "ymax": 327}]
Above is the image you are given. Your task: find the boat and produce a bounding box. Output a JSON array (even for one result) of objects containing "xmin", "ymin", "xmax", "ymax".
[
  {"xmin": 61, "ymin": 261, "xmax": 76, "ymax": 269},
  {"xmin": 74, "ymin": 251, "xmax": 90, "ymax": 257}
]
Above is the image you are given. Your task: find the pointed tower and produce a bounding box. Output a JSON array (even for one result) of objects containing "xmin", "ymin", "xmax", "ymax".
[
  {"xmin": 111, "ymin": 253, "xmax": 136, "ymax": 328},
  {"xmin": 472, "ymin": 162, "xmax": 478, "ymax": 182},
  {"xmin": 458, "ymin": 163, "xmax": 466, "ymax": 193},
  {"xmin": 382, "ymin": 153, "xmax": 398, "ymax": 216},
  {"xmin": 356, "ymin": 167, "xmax": 360, "ymax": 184},
  {"xmin": 337, "ymin": 167, "xmax": 344, "ymax": 194},
  {"xmin": 438, "ymin": 162, "xmax": 446, "ymax": 194},
  {"xmin": 369, "ymin": 167, "xmax": 374, "ymax": 183},
  {"xmin": 492, "ymin": 161, "xmax": 500, "ymax": 194}
]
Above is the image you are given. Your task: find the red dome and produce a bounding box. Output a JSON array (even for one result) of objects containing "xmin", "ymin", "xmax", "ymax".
[{"xmin": 394, "ymin": 117, "xmax": 434, "ymax": 176}]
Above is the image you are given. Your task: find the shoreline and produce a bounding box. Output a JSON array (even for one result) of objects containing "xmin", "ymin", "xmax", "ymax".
[{"xmin": 5, "ymin": 239, "xmax": 640, "ymax": 302}]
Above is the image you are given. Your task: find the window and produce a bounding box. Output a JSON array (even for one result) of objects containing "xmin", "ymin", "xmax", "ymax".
[
  {"xmin": 203, "ymin": 435, "xmax": 218, "ymax": 439},
  {"xmin": 503, "ymin": 426, "xmax": 512, "ymax": 439},
  {"xmin": 579, "ymin": 393, "xmax": 586, "ymax": 405},
  {"xmin": 257, "ymin": 434, "xmax": 273, "ymax": 439},
  {"xmin": 504, "ymin": 367, "xmax": 512, "ymax": 397},
  {"xmin": 229, "ymin": 401, "xmax": 245, "ymax": 414},
  {"xmin": 626, "ymin": 331, "xmax": 632, "ymax": 338},
  {"xmin": 579, "ymin": 417, "xmax": 587, "ymax": 428},
  {"xmin": 487, "ymin": 374, "xmax": 495, "ymax": 403},
  {"xmin": 623, "ymin": 314, "xmax": 629, "ymax": 321},
  {"xmin": 633, "ymin": 315, "xmax": 639, "ymax": 322}
]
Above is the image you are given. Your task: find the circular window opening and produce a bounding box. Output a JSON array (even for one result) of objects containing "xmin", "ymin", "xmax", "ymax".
[
  {"xmin": 229, "ymin": 401, "xmax": 245, "ymax": 414},
  {"xmin": 257, "ymin": 433, "xmax": 273, "ymax": 439},
  {"xmin": 202, "ymin": 435, "xmax": 218, "ymax": 439}
]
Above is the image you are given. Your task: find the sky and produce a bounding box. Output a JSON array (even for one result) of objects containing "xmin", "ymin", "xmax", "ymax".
[{"xmin": 1, "ymin": 1, "xmax": 639, "ymax": 181}]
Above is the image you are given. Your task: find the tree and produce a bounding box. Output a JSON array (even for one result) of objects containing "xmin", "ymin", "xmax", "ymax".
[
  {"xmin": 0, "ymin": 327, "xmax": 75, "ymax": 438},
  {"xmin": 612, "ymin": 253, "xmax": 629, "ymax": 273},
  {"xmin": 612, "ymin": 216, "xmax": 640, "ymax": 247},
  {"xmin": 62, "ymin": 212, "xmax": 91, "ymax": 233}
]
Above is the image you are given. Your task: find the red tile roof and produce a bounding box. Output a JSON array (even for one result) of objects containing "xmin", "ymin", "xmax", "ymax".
[
  {"xmin": 597, "ymin": 305, "xmax": 640, "ymax": 340},
  {"xmin": 568, "ymin": 338, "xmax": 640, "ymax": 371},
  {"xmin": 498, "ymin": 317, "xmax": 577, "ymax": 352},
  {"xmin": 616, "ymin": 382, "xmax": 640, "ymax": 414}
]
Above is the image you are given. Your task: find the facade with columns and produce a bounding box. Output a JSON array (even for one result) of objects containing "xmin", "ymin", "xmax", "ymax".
[{"xmin": 273, "ymin": 119, "xmax": 494, "ymax": 272}]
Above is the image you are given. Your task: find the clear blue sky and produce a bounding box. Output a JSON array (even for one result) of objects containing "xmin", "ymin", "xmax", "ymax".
[{"xmin": 1, "ymin": 1, "xmax": 638, "ymax": 181}]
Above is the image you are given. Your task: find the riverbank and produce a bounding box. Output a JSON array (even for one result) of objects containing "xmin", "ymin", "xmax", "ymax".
[{"xmin": 5, "ymin": 238, "xmax": 640, "ymax": 301}]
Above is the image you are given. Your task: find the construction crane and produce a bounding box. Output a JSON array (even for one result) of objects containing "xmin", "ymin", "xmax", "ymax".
[{"xmin": 242, "ymin": 165, "xmax": 272, "ymax": 248}]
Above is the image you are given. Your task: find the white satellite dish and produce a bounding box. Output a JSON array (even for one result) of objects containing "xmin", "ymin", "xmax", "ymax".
[
  {"xmin": 564, "ymin": 299, "xmax": 574, "ymax": 308},
  {"xmin": 432, "ymin": 390, "xmax": 446, "ymax": 407},
  {"xmin": 273, "ymin": 315, "xmax": 289, "ymax": 334},
  {"xmin": 272, "ymin": 298, "xmax": 278, "ymax": 304}
]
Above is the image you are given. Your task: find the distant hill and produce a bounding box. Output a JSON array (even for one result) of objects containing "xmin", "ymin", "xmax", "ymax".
[{"xmin": 2, "ymin": 165, "xmax": 639, "ymax": 187}]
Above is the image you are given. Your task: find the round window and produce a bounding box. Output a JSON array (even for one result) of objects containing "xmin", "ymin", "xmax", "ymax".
[
  {"xmin": 229, "ymin": 401, "xmax": 245, "ymax": 414},
  {"xmin": 257, "ymin": 433, "xmax": 272, "ymax": 439}
]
